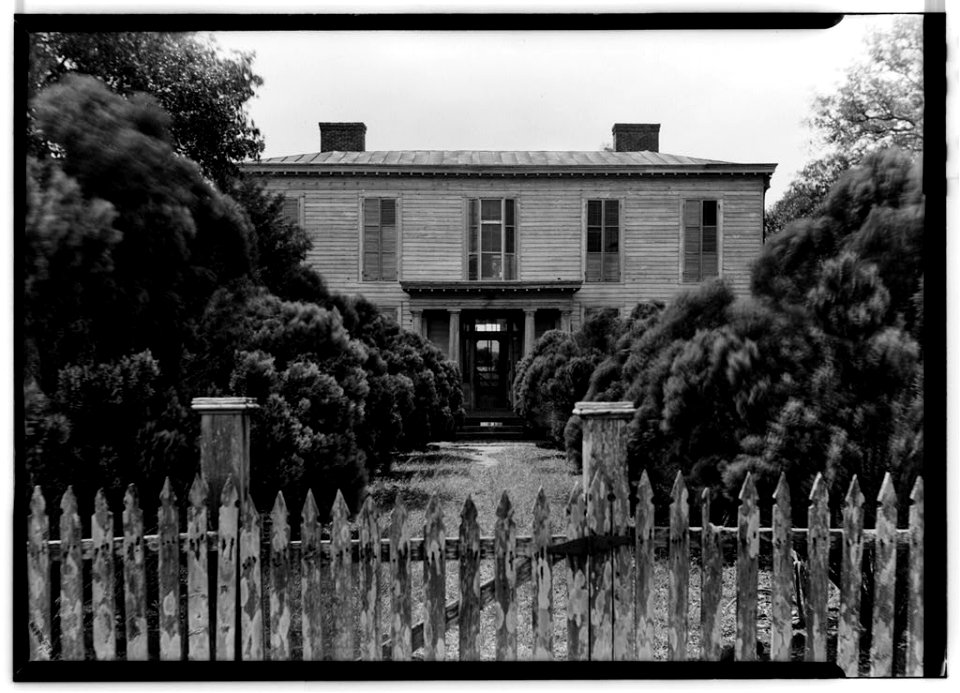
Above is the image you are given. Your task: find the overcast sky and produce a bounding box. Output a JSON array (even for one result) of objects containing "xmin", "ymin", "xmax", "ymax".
[{"xmin": 211, "ymin": 14, "xmax": 913, "ymax": 206}]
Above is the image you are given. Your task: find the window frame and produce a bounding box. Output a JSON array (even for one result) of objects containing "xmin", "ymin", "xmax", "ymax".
[
  {"xmin": 361, "ymin": 196, "xmax": 399, "ymax": 282},
  {"xmin": 679, "ymin": 198, "xmax": 722, "ymax": 283},
  {"xmin": 584, "ymin": 198, "xmax": 622, "ymax": 283},
  {"xmin": 465, "ymin": 197, "xmax": 518, "ymax": 281},
  {"xmin": 280, "ymin": 191, "xmax": 305, "ymax": 229}
]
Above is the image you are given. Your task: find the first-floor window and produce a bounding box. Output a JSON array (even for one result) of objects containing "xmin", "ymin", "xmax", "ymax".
[
  {"xmin": 586, "ymin": 199, "xmax": 620, "ymax": 282},
  {"xmin": 468, "ymin": 198, "xmax": 516, "ymax": 280},
  {"xmin": 363, "ymin": 198, "xmax": 397, "ymax": 281},
  {"xmin": 682, "ymin": 199, "xmax": 719, "ymax": 282}
]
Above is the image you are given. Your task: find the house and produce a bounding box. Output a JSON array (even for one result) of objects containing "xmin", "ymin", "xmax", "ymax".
[{"xmin": 244, "ymin": 122, "xmax": 776, "ymax": 413}]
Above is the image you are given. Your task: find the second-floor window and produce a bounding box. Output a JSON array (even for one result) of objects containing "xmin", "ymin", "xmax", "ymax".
[
  {"xmin": 586, "ymin": 199, "xmax": 620, "ymax": 282},
  {"xmin": 363, "ymin": 198, "xmax": 397, "ymax": 281},
  {"xmin": 682, "ymin": 199, "xmax": 719, "ymax": 282},
  {"xmin": 281, "ymin": 193, "xmax": 302, "ymax": 227},
  {"xmin": 468, "ymin": 198, "xmax": 516, "ymax": 280}
]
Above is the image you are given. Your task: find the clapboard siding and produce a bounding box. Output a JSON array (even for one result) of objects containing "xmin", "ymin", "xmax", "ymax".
[{"xmin": 261, "ymin": 176, "xmax": 766, "ymax": 317}]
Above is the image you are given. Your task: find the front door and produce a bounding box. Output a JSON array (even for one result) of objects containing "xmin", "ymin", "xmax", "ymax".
[{"xmin": 462, "ymin": 312, "xmax": 522, "ymax": 412}]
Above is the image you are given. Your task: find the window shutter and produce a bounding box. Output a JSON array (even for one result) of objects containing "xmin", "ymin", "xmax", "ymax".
[
  {"xmin": 381, "ymin": 224, "xmax": 397, "ymax": 281},
  {"xmin": 363, "ymin": 199, "xmax": 381, "ymax": 281},
  {"xmin": 682, "ymin": 200, "xmax": 702, "ymax": 282},
  {"xmin": 281, "ymin": 195, "xmax": 301, "ymax": 226}
]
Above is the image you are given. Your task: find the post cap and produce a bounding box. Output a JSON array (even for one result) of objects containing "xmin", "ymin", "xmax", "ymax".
[
  {"xmin": 572, "ymin": 401, "xmax": 636, "ymax": 419},
  {"xmin": 191, "ymin": 396, "xmax": 260, "ymax": 413}
]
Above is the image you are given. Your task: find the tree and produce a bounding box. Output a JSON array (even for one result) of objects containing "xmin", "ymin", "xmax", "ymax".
[
  {"xmin": 28, "ymin": 32, "xmax": 264, "ymax": 189},
  {"xmin": 765, "ymin": 16, "xmax": 922, "ymax": 236}
]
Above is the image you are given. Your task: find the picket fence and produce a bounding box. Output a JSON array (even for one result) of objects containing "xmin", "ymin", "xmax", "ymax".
[{"xmin": 26, "ymin": 469, "xmax": 924, "ymax": 675}]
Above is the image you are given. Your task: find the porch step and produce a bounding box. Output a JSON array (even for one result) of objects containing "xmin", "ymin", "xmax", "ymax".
[{"xmin": 458, "ymin": 412, "xmax": 529, "ymax": 440}]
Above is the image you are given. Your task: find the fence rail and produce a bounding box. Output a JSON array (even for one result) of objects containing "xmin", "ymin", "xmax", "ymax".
[{"xmin": 26, "ymin": 470, "xmax": 924, "ymax": 675}]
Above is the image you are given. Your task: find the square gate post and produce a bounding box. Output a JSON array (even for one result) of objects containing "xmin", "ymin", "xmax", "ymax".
[
  {"xmin": 191, "ymin": 397, "xmax": 259, "ymax": 513},
  {"xmin": 573, "ymin": 401, "xmax": 636, "ymax": 495}
]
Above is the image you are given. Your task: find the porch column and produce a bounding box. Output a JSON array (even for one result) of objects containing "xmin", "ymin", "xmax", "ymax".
[
  {"xmin": 191, "ymin": 397, "xmax": 259, "ymax": 513},
  {"xmin": 448, "ymin": 308, "xmax": 461, "ymax": 364},
  {"xmin": 523, "ymin": 308, "xmax": 537, "ymax": 357},
  {"xmin": 410, "ymin": 308, "xmax": 423, "ymax": 337},
  {"xmin": 560, "ymin": 310, "xmax": 572, "ymax": 333}
]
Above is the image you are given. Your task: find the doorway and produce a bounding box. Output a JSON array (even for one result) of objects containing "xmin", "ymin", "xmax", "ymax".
[{"xmin": 461, "ymin": 312, "xmax": 522, "ymax": 413}]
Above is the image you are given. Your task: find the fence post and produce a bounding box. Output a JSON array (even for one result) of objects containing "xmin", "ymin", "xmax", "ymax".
[
  {"xmin": 191, "ymin": 397, "xmax": 259, "ymax": 514},
  {"xmin": 573, "ymin": 401, "xmax": 636, "ymax": 496}
]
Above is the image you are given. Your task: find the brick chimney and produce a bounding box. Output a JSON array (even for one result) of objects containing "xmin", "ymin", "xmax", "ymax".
[
  {"xmin": 612, "ymin": 123, "xmax": 660, "ymax": 153},
  {"xmin": 318, "ymin": 122, "xmax": 367, "ymax": 152}
]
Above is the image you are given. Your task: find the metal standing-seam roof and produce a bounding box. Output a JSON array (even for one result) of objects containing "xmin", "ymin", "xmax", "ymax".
[{"xmin": 254, "ymin": 150, "xmax": 732, "ymax": 167}]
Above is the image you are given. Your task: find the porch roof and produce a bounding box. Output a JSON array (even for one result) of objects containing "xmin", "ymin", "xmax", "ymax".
[{"xmin": 400, "ymin": 281, "xmax": 582, "ymax": 297}]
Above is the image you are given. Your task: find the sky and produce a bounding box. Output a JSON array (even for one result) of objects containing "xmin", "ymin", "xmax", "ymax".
[{"xmin": 211, "ymin": 14, "xmax": 913, "ymax": 207}]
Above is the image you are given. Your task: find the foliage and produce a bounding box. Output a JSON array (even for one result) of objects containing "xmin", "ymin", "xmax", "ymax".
[{"xmin": 765, "ymin": 16, "xmax": 923, "ymax": 237}]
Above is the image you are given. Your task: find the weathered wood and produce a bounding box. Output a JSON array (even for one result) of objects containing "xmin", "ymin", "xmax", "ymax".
[
  {"xmin": 357, "ymin": 495, "xmax": 381, "ymax": 661},
  {"xmin": 300, "ymin": 489, "xmax": 323, "ymax": 661},
  {"xmin": 905, "ymin": 477, "xmax": 924, "ymax": 677},
  {"xmin": 158, "ymin": 478, "xmax": 181, "ymax": 661},
  {"xmin": 123, "ymin": 484, "xmax": 148, "ymax": 660},
  {"xmin": 700, "ymin": 489, "xmax": 722, "ymax": 661},
  {"xmin": 59, "ymin": 487, "xmax": 84, "ymax": 661},
  {"xmin": 634, "ymin": 471, "xmax": 655, "ymax": 661},
  {"xmin": 191, "ymin": 397, "xmax": 257, "ymax": 513},
  {"xmin": 736, "ymin": 473, "xmax": 759, "ymax": 662},
  {"xmin": 423, "ymin": 493, "xmax": 446, "ymax": 661},
  {"xmin": 331, "ymin": 489, "xmax": 354, "ymax": 660},
  {"xmin": 869, "ymin": 473, "xmax": 897, "ymax": 676},
  {"xmin": 770, "ymin": 473, "xmax": 793, "ymax": 662},
  {"xmin": 611, "ymin": 464, "xmax": 633, "ymax": 661},
  {"xmin": 269, "ymin": 491, "xmax": 291, "ymax": 661},
  {"xmin": 494, "ymin": 491, "xmax": 518, "ymax": 661},
  {"xmin": 532, "ymin": 487, "xmax": 553, "ymax": 661},
  {"xmin": 390, "ymin": 499, "xmax": 412, "ymax": 660},
  {"xmin": 668, "ymin": 471, "xmax": 690, "ymax": 661},
  {"xmin": 565, "ymin": 482, "xmax": 588, "ymax": 661},
  {"xmin": 587, "ymin": 471, "xmax": 613, "ymax": 661},
  {"xmin": 805, "ymin": 473, "xmax": 829, "ymax": 662},
  {"xmin": 187, "ymin": 475, "xmax": 211, "ymax": 661},
  {"xmin": 837, "ymin": 475, "xmax": 865, "ymax": 677},
  {"xmin": 458, "ymin": 496, "xmax": 481, "ymax": 661},
  {"xmin": 92, "ymin": 489, "xmax": 116, "ymax": 660},
  {"xmin": 27, "ymin": 486, "xmax": 51, "ymax": 661},
  {"xmin": 216, "ymin": 477, "xmax": 240, "ymax": 661},
  {"xmin": 239, "ymin": 495, "xmax": 263, "ymax": 661}
]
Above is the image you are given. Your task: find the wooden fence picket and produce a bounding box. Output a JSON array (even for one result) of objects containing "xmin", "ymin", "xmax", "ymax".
[
  {"xmin": 390, "ymin": 499, "xmax": 412, "ymax": 660},
  {"xmin": 59, "ymin": 487, "xmax": 84, "ymax": 661},
  {"xmin": 458, "ymin": 496, "xmax": 480, "ymax": 661},
  {"xmin": 668, "ymin": 472, "xmax": 690, "ymax": 661},
  {"xmin": 269, "ymin": 491, "xmax": 291, "ymax": 661},
  {"xmin": 587, "ymin": 471, "xmax": 613, "ymax": 660},
  {"xmin": 736, "ymin": 473, "xmax": 759, "ymax": 662},
  {"xmin": 869, "ymin": 473, "xmax": 897, "ymax": 676},
  {"xmin": 300, "ymin": 490, "xmax": 323, "ymax": 661},
  {"xmin": 494, "ymin": 491, "xmax": 517, "ymax": 661},
  {"xmin": 158, "ymin": 479, "xmax": 181, "ymax": 661},
  {"xmin": 123, "ymin": 484, "xmax": 148, "ymax": 660},
  {"xmin": 331, "ymin": 490, "xmax": 354, "ymax": 660},
  {"xmin": 565, "ymin": 482, "xmax": 588, "ymax": 661},
  {"xmin": 634, "ymin": 471, "xmax": 654, "ymax": 661},
  {"xmin": 187, "ymin": 475, "xmax": 210, "ymax": 661},
  {"xmin": 906, "ymin": 477, "xmax": 924, "ymax": 677},
  {"xmin": 806, "ymin": 473, "xmax": 829, "ymax": 662},
  {"xmin": 239, "ymin": 495, "xmax": 263, "ymax": 661},
  {"xmin": 358, "ymin": 495, "xmax": 381, "ymax": 661},
  {"xmin": 770, "ymin": 473, "xmax": 793, "ymax": 662},
  {"xmin": 700, "ymin": 490, "xmax": 722, "ymax": 661},
  {"xmin": 838, "ymin": 475, "xmax": 865, "ymax": 677},
  {"xmin": 423, "ymin": 493, "xmax": 446, "ymax": 661},
  {"xmin": 611, "ymin": 468, "xmax": 632, "ymax": 660},
  {"xmin": 532, "ymin": 487, "xmax": 553, "ymax": 661},
  {"xmin": 27, "ymin": 486, "xmax": 51, "ymax": 661},
  {"xmin": 91, "ymin": 490, "xmax": 116, "ymax": 660},
  {"xmin": 216, "ymin": 477, "xmax": 239, "ymax": 661}
]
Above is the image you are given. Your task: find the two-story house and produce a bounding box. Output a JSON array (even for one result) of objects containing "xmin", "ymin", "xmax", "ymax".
[{"xmin": 244, "ymin": 122, "xmax": 776, "ymax": 413}]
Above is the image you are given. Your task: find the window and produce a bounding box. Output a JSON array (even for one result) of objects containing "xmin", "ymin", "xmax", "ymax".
[
  {"xmin": 586, "ymin": 199, "xmax": 620, "ymax": 282},
  {"xmin": 468, "ymin": 199, "xmax": 516, "ymax": 280},
  {"xmin": 682, "ymin": 199, "xmax": 719, "ymax": 282},
  {"xmin": 281, "ymin": 194, "xmax": 301, "ymax": 227},
  {"xmin": 363, "ymin": 198, "xmax": 397, "ymax": 281}
]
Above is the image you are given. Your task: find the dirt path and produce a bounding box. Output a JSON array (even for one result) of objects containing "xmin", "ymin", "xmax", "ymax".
[{"xmin": 430, "ymin": 440, "xmax": 542, "ymax": 468}]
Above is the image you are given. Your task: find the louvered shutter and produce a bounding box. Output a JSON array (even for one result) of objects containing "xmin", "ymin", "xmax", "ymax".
[
  {"xmin": 380, "ymin": 199, "xmax": 397, "ymax": 281},
  {"xmin": 363, "ymin": 199, "xmax": 381, "ymax": 280},
  {"xmin": 682, "ymin": 200, "xmax": 702, "ymax": 282},
  {"xmin": 281, "ymin": 195, "xmax": 300, "ymax": 227}
]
